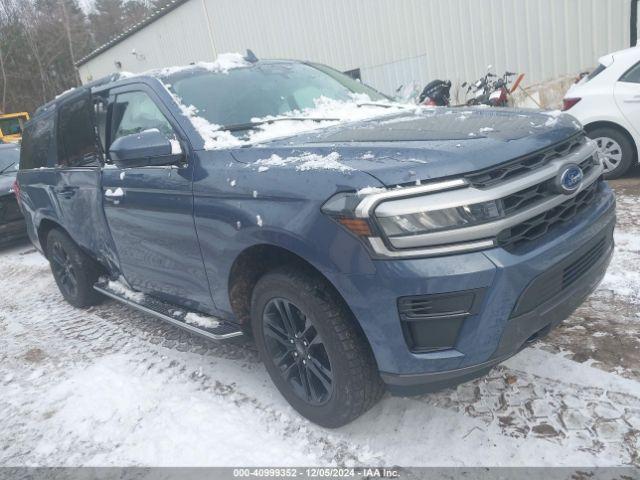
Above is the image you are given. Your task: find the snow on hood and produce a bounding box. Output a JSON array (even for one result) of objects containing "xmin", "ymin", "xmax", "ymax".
[
  {"xmin": 231, "ymin": 108, "xmax": 584, "ymax": 186},
  {"xmin": 253, "ymin": 151, "xmax": 353, "ymax": 173}
]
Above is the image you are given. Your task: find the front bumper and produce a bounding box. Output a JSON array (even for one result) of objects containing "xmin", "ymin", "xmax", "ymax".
[
  {"xmin": 381, "ymin": 225, "xmax": 613, "ymax": 394},
  {"xmin": 326, "ymin": 182, "xmax": 616, "ymax": 394}
]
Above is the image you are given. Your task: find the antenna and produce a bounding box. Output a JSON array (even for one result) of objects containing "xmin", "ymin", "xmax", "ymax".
[{"xmin": 245, "ymin": 49, "xmax": 259, "ymax": 63}]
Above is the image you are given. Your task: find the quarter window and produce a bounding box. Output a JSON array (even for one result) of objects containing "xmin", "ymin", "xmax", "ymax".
[
  {"xmin": 19, "ymin": 113, "xmax": 55, "ymax": 170},
  {"xmin": 110, "ymin": 91, "xmax": 174, "ymax": 143},
  {"xmin": 620, "ymin": 61, "xmax": 640, "ymax": 84},
  {"xmin": 57, "ymin": 93, "xmax": 100, "ymax": 167}
]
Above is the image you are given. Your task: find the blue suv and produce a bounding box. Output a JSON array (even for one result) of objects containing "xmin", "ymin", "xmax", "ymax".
[{"xmin": 16, "ymin": 55, "xmax": 615, "ymax": 427}]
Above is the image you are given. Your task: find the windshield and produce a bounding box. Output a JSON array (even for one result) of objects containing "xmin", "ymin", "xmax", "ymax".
[
  {"xmin": 0, "ymin": 146, "xmax": 20, "ymax": 173},
  {"xmin": 168, "ymin": 62, "xmax": 388, "ymax": 128},
  {"xmin": 0, "ymin": 117, "xmax": 23, "ymax": 136}
]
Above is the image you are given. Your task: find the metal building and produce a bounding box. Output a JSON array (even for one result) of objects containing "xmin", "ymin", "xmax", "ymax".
[{"xmin": 77, "ymin": 0, "xmax": 636, "ymax": 95}]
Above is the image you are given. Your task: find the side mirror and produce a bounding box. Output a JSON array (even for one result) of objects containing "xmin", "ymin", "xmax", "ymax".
[{"xmin": 109, "ymin": 129, "xmax": 183, "ymax": 168}]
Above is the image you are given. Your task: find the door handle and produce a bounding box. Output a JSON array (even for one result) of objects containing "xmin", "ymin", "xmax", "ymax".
[{"xmin": 54, "ymin": 186, "xmax": 78, "ymax": 198}]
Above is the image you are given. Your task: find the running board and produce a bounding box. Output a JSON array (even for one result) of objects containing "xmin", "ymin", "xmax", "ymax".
[{"xmin": 94, "ymin": 280, "xmax": 243, "ymax": 341}]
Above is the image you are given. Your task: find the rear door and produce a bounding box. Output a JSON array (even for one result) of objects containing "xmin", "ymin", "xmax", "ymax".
[
  {"xmin": 100, "ymin": 84, "xmax": 213, "ymax": 311},
  {"xmin": 54, "ymin": 90, "xmax": 116, "ymax": 267},
  {"xmin": 614, "ymin": 61, "xmax": 640, "ymax": 137}
]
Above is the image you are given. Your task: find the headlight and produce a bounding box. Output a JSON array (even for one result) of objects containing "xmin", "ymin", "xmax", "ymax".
[{"xmin": 376, "ymin": 200, "xmax": 502, "ymax": 237}]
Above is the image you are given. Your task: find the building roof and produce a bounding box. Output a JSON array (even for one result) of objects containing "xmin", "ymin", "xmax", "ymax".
[{"xmin": 75, "ymin": 0, "xmax": 191, "ymax": 67}]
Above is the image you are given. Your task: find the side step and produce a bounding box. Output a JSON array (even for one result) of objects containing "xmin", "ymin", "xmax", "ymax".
[{"xmin": 94, "ymin": 279, "xmax": 243, "ymax": 341}]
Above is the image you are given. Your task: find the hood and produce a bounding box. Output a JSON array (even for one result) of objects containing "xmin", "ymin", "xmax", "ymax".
[{"xmin": 232, "ymin": 107, "xmax": 582, "ymax": 187}]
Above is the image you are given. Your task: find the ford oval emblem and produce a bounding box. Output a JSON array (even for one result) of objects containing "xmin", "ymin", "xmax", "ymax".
[{"xmin": 556, "ymin": 164, "xmax": 583, "ymax": 195}]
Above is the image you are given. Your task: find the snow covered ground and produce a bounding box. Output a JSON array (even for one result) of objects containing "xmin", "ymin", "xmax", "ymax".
[{"xmin": 0, "ymin": 180, "xmax": 639, "ymax": 467}]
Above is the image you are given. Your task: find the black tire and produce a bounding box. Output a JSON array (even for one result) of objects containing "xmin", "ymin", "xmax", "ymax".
[
  {"xmin": 251, "ymin": 267, "xmax": 384, "ymax": 428},
  {"xmin": 46, "ymin": 229, "xmax": 104, "ymax": 308},
  {"xmin": 586, "ymin": 126, "xmax": 635, "ymax": 179}
]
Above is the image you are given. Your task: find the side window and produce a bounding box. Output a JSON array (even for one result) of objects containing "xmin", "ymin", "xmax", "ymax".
[
  {"xmin": 620, "ymin": 61, "xmax": 640, "ymax": 84},
  {"xmin": 19, "ymin": 113, "xmax": 55, "ymax": 170},
  {"xmin": 110, "ymin": 91, "xmax": 175, "ymax": 143},
  {"xmin": 57, "ymin": 94, "xmax": 100, "ymax": 167}
]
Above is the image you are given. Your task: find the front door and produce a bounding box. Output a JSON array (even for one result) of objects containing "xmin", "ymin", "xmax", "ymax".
[
  {"xmin": 54, "ymin": 89, "xmax": 116, "ymax": 269},
  {"xmin": 100, "ymin": 84, "xmax": 213, "ymax": 311}
]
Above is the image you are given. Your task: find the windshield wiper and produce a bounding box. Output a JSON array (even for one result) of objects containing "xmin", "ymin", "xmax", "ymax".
[
  {"xmin": 356, "ymin": 102, "xmax": 409, "ymax": 109},
  {"xmin": 0, "ymin": 162, "xmax": 16, "ymax": 175},
  {"xmin": 222, "ymin": 117, "xmax": 340, "ymax": 132}
]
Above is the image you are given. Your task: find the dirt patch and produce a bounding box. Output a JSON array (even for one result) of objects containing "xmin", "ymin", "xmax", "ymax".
[{"xmin": 22, "ymin": 348, "xmax": 46, "ymax": 364}]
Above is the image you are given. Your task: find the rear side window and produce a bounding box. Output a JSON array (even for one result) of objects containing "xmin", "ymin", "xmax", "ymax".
[
  {"xmin": 586, "ymin": 63, "xmax": 606, "ymax": 82},
  {"xmin": 20, "ymin": 114, "xmax": 55, "ymax": 170},
  {"xmin": 620, "ymin": 61, "xmax": 640, "ymax": 84},
  {"xmin": 57, "ymin": 93, "xmax": 100, "ymax": 167}
]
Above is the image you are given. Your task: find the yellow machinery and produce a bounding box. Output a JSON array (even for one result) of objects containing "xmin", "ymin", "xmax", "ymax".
[{"xmin": 0, "ymin": 112, "xmax": 30, "ymax": 143}]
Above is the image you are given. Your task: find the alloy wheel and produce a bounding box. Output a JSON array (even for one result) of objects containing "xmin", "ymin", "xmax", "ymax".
[
  {"xmin": 594, "ymin": 136, "xmax": 623, "ymax": 173},
  {"xmin": 49, "ymin": 240, "xmax": 78, "ymax": 299},
  {"xmin": 262, "ymin": 298, "xmax": 333, "ymax": 405}
]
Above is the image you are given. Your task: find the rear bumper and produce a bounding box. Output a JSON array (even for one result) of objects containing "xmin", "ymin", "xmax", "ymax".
[{"xmin": 381, "ymin": 226, "xmax": 613, "ymax": 394}]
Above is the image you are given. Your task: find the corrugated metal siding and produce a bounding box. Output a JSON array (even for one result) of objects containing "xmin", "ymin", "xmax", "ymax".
[
  {"xmin": 78, "ymin": 0, "xmax": 215, "ymax": 81},
  {"xmin": 79, "ymin": 0, "xmax": 631, "ymax": 95}
]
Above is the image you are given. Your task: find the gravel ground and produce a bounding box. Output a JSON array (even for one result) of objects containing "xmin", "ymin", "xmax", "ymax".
[{"xmin": 0, "ymin": 179, "xmax": 638, "ymax": 467}]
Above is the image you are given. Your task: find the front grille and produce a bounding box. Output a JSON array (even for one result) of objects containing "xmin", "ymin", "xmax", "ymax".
[
  {"xmin": 466, "ymin": 134, "xmax": 587, "ymax": 188},
  {"xmin": 501, "ymin": 155, "xmax": 598, "ymax": 217},
  {"xmin": 497, "ymin": 179, "xmax": 601, "ymax": 251},
  {"xmin": 511, "ymin": 234, "xmax": 611, "ymax": 318},
  {"xmin": 563, "ymin": 238, "xmax": 606, "ymax": 289}
]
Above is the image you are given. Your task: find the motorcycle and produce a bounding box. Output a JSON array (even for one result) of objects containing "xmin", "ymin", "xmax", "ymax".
[
  {"xmin": 418, "ymin": 79, "xmax": 452, "ymax": 106},
  {"xmin": 463, "ymin": 67, "xmax": 523, "ymax": 107}
]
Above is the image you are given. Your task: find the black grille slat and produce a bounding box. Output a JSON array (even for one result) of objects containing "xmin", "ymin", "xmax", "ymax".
[
  {"xmin": 511, "ymin": 232, "xmax": 612, "ymax": 318},
  {"xmin": 497, "ymin": 180, "xmax": 601, "ymax": 251},
  {"xmin": 562, "ymin": 240, "xmax": 605, "ymax": 288},
  {"xmin": 467, "ymin": 134, "xmax": 587, "ymax": 188}
]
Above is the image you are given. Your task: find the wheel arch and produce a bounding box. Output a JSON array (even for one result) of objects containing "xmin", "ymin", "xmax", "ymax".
[
  {"xmin": 37, "ymin": 218, "xmax": 68, "ymax": 255},
  {"xmin": 583, "ymin": 120, "xmax": 639, "ymax": 165},
  {"xmin": 227, "ymin": 243, "xmax": 371, "ymax": 345}
]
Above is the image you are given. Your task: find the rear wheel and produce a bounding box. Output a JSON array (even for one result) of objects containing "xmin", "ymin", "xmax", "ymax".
[
  {"xmin": 46, "ymin": 229, "xmax": 103, "ymax": 308},
  {"xmin": 251, "ymin": 267, "xmax": 384, "ymax": 427},
  {"xmin": 587, "ymin": 127, "xmax": 635, "ymax": 179}
]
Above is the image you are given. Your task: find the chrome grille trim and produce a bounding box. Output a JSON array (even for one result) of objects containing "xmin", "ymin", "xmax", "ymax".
[
  {"xmin": 360, "ymin": 136, "xmax": 603, "ymax": 258},
  {"xmin": 388, "ymin": 162, "xmax": 601, "ymax": 249},
  {"xmin": 375, "ymin": 140, "xmax": 598, "ymax": 218}
]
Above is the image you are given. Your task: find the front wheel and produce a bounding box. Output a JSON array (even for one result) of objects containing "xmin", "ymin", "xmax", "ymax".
[
  {"xmin": 251, "ymin": 267, "xmax": 384, "ymax": 427},
  {"xmin": 587, "ymin": 127, "xmax": 635, "ymax": 179}
]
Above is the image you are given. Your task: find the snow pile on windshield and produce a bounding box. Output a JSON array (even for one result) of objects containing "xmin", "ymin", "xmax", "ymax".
[
  {"xmin": 254, "ymin": 152, "xmax": 353, "ymax": 173},
  {"xmin": 166, "ymin": 88, "xmax": 409, "ymax": 150},
  {"xmin": 163, "ymin": 87, "xmax": 243, "ymax": 150}
]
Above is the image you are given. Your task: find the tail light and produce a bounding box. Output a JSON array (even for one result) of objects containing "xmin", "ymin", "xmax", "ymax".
[
  {"xmin": 12, "ymin": 178, "xmax": 20, "ymax": 205},
  {"xmin": 562, "ymin": 98, "xmax": 581, "ymax": 111}
]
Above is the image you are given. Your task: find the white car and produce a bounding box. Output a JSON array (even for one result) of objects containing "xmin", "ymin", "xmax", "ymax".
[{"xmin": 563, "ymin": 46, "xmax": 640, "ymax": 178}]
